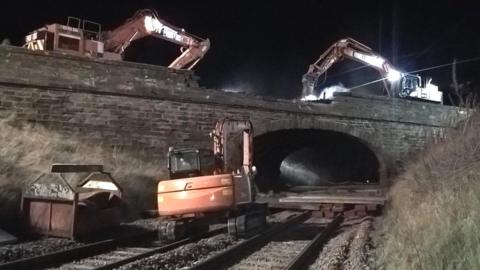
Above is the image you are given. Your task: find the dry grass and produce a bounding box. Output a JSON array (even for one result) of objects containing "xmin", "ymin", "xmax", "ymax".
[
  {"xmin": 378, "ymin": 113, "xmax": 480, "ymax": 269},
  {"xmin": 0, "ymin": 116, "xmax": 163, "ymax": 223}
]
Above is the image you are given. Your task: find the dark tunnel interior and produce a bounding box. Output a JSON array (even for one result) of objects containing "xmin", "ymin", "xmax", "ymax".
[{"xmin": 253, "ymin": 129, "xmax": 380, "ymax": 193}]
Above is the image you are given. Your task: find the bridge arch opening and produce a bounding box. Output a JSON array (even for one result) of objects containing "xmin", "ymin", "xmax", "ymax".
[{"xmin": 253, "ymin": 129, "xmax": 380, "ymax": 193}]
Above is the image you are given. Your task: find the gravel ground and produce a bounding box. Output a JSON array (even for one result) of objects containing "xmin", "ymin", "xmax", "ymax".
[
  {"xmin": 49, "ymin": 221, "xmax": 228, "ymax": 270},
  {"xmin": 229, "ymin": 239, "xmax": 310, "ymax": 270},
  {"xmin": 228, "ymin": 217, "xmax": 322, "ymax": 270},
  {"xmin": 48, "ymin": 246, "xmax": 156, "ymax": 270},
  {"xmin": 309, "ymin": 228, "xmax": 356, "ymax": 269},
  {"xmin": 117, "ymin": 211, "xmax": 301, "ymax": 270},
  {"xmin": 118, "ymin": 233, "xmax": 238, "ymax": 270},
  {"xmin": 267, "ymin": 210, "xmax": 301, "ymax": 223},
  {"xmin": 128, "ymin": 217, "xmax": 167, "ymax": 231},
  {"xmin": 130, "ymin": 217, "xmax": 230, "ymax": 233},
  {"xmin": 343, "ymin": 219, "xmax": 373, "ymax": 270},
  {"xmin": 0, "ymin": 238, "xmax": 81, "ymax": 263},
  {"xmin": 0, "ymin": 212, "xmax": 300, "ymax": 267},
  {"xmin": 309, "ymin": 217, "xmax": 374, "ymax": 270}
]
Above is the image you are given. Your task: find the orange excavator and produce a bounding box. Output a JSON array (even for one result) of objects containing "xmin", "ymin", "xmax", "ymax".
[
  {"xmin": 157, "ymin": 118, "xmax": 267, "ymax": 241},
  {"xmin": 24, "ymin": 9, "xmax": 210, "ymax": 70}
]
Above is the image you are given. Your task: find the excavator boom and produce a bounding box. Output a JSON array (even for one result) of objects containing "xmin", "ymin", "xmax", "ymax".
[
  {"xmin": 103, "ymin": 9, "xmax": 210, "ymax": 70},
  {"xmin": 302, "ymin": 37, "xmax": 398, "ymax": 97},
  {"xmin": 302, "ymin": 37, "xmax": 442, "ymax": 103},
  {"xmin": 212, "ymin": 118, "xmax": 253, "ymax": 174}
]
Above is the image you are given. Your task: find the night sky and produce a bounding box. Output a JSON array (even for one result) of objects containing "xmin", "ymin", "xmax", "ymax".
[{"xmin": 0, "ymin": 0, "xmax": 479, "ymax": 99}]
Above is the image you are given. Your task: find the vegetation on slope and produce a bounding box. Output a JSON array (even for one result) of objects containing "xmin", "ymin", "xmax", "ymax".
[
  {"xmin": 0, "ymin": 117, "xmax": 161, "ymax": 224},
  {"xmin": 379, "ymin": 113, "xmax": 480, "ymax": 269}
]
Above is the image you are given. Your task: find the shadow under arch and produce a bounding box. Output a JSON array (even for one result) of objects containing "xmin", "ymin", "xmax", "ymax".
[{"xmin": 253, "ymin": 128, "xmax": 385, "ymax": 193}]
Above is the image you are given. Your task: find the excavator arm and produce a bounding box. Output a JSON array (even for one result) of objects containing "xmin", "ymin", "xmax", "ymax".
[
  {"xmin": 103, "ymin": 9, "xmax": 210, "ymax": 70},
  {"xmin": 212, "ymin": 118, "xmax": 254, "ymax": 174},
  {"xmin": 302, "ymin": 37, "xmax": 401, "ymax": 97}
]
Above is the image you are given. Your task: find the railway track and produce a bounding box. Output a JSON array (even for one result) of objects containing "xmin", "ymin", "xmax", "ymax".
[
  {"xmin": 0, "ymin": 220, "xmax": 165, "ymax": 267},
  {"xmin": 49, "ymin": 228, "xmax": 224, "ymax": 270},
  {"xmin": 116, "ymin": 211, "xmax": 306, "ymax": 270},
  {"xmin": 0, "ymin": 226, "xmax": 222, "ymax": 270},
  {"xmin": 0, "ymin": 230, "xmax": 152, "ymax": 270},
  {"xmin": 0, "ymin": 237, "xmax": 82, "ymax": 265},
  {"xmin": 0, "ymin": 211, "xmax": 343, "ymax": 270},
  {"xmin": 189, "ymin": 212, "xmax": 342, "ymax": 270}
]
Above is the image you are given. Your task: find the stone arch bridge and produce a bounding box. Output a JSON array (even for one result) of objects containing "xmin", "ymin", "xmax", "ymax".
[{"xmin": 0, "ymin": 46, "xmax": 469, "ymax": 191}]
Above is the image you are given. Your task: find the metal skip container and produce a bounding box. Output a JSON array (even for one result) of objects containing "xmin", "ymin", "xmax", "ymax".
[{"xmin": 21, "ymin": 164, "xmax": 123, "ymax": 239}]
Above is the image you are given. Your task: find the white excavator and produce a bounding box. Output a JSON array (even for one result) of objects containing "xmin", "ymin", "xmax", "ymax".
[
  {"xmin": 302, "ymin": 37, "xmax": 443, "ymax": 103},
  {"xmin": 24, "ymin": 9, "xmax": 210, "ymax": 70}
]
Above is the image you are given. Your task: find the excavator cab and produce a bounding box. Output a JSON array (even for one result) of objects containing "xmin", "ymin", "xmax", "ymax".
[
  {"xmin": 167, "ymin": 147, "xmax": 216, "ymax": 179},
  {"xmin": 399, "ymin": 74, "xmax": 421, "ymax": 97},
  {"xmin": 400, "ymin": 74, "xmax": 443, "ymax": 103},
  {"xmin": 24, "ymin": 16, "xmax": 105, "ymax": 58}
]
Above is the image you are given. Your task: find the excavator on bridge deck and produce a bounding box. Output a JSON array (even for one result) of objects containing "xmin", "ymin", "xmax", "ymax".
[
  {"xmin": 302, "ymin": 37, "xmax": 443, "ymax": 103},
  {"xmin": 23, "ymin": 9, "xmax": 210, "ymax": 70}
]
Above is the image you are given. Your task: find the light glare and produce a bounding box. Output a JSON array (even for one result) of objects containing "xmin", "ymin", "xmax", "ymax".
[{"xmin": 387, "ymin": 69, "xmax": 402, "ymax": 82}]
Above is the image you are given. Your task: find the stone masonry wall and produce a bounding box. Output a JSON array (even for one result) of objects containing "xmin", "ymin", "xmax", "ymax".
[{"xmin": 0, "ymin": 45, "xmax": 470, "ymax": 180}]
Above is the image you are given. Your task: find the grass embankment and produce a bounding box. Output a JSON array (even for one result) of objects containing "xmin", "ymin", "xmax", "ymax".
[
  {"xmin": 0, "ymin": 117, "xmax": 161, "ymax": 224},
  {"xmin": 379, "ymin": 113, "xmax": 480, "ymax": 269}
]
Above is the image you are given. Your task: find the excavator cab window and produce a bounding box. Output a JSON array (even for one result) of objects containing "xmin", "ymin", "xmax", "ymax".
[
  {"xmin": 167, "ymin": 147, "xmax": 216, "ymax": 179},
  {"xmin": 58, "ymin": 35, "xmax": 80, "ymax": 51},
  {"xmin": 168, "ymin": 148, "xmax": 201, "ymax": 179},
  {"xmin": 400, "ymin": 74, "xmax": 420, "ymax": 97},
  {"xmin": 198, "ymin": 149, "xmax": 216, "ymax": 175}
]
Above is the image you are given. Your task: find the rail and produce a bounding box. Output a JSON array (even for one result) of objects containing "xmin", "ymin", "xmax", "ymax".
[
  {"xmin": 189, "ymin": 211, "xmax": 311, "ymax": 270},
  {"xmin": 189, "ymin": 212, "xmax": 342, "ymax": 270},
  {"xmin": 286, "ymin": 214, "xmax": 343, "ymax": 270},
  {"xmin": 90, "ymin": 228, "xmax": 224, "ymax": 270},
  {"xmin": 0, "ymin": 228, "xmax": 223, "ymax": 270}
]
